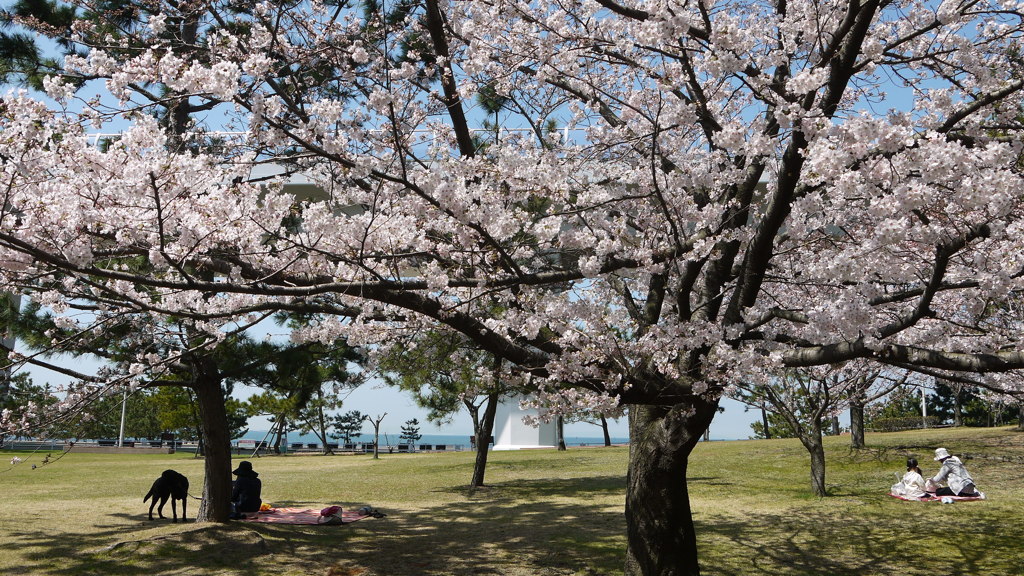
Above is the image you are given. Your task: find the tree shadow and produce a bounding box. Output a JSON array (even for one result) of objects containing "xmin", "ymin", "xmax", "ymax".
[
  {"xmin": 6, "ymin": 475, "xmax": 629, "ymax": 576},
  {"xmin": 696, "ymin": 502, "xmax": 1024, "ymax": 576},
  {"xmin": 435, "ymin": 472, "xmax": 627, "ymax": 499},
  {"xmin": 291, "ymin": 474, "xmax": 630, "ymax": 575},
  {"xmin": 9, "ymin": 518, "xmax": 270, "ymax": 576}
]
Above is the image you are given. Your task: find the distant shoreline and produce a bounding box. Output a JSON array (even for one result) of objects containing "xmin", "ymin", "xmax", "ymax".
[
  {"xmin": 239, "ymin": 430, "xmax": 744, "ymax": 447},
  {"xmin": 240, "ymin": 430, "xmax": 632, "ymax": 449}
]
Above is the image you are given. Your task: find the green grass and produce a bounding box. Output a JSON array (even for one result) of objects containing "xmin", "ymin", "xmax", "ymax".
[{"xmin": 1, "ymin": 426, "xmax": 1023, "ymax": 575}]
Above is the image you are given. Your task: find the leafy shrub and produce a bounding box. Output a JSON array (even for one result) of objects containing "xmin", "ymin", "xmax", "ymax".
[{"xmin": 866, "ymin": 416, "xmax": 943, "ymax": 432}]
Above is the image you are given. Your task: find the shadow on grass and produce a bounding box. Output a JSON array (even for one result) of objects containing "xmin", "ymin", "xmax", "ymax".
[
  {"xmin": 9, "ymin": 515, "xmax": 270, "ymax": 576},
  {"xmin": 697, "ymin": 502, "xmax": 1024, "ymax": 576},
  {"xmin": 8, "ymin": 475, "xmax": 628, "ymax": 576},
  {"xmin": 445, "ymin": 473, "xmax": 627, "ymax": 499},
  {"xmin": 290, "ymin": 474, "xmax": 630, "ymax": 575},
  {"xmin": 15, "ymin": 469, "xmax": 1018, "ymax": 576}
]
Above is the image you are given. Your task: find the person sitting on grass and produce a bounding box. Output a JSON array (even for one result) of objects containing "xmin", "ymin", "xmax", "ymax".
[
  {"xmin": 230, "ymin": 460, "xmax": 263, "ymax": 519},
  {"xmin": 926, "ymin": 448, "xmax": 984, "ymax": 499},
  {"xmin": 891, "ymin": 457, "xmax": 929, "ymax": 499}
]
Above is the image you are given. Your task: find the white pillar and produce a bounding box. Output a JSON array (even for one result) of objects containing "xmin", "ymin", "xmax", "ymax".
[
  {"xmin": 117, "ymin": 387, "xmax": 127, "ymax": 447},
  {"xmin": 921, "ymin": 387, "xmax": 928, "ymax": 429}
]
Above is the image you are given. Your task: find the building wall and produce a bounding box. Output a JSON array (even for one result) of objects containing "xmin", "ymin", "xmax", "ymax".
[{"xmin": 492, "ymin": 394, "xmax": 557, "ymax": 450}]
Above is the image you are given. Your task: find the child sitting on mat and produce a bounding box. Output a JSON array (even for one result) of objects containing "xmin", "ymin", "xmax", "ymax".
[{"xmin": 891, "ymin": 457, "xmax": 930, "ymax": 499}]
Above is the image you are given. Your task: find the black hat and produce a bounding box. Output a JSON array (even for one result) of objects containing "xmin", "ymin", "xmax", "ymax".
[{"xmin": 233, "ymin": 460, "xmax": 254, "ymax": 475}]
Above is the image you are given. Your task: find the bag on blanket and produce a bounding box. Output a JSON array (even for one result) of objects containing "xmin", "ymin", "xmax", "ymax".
[{"xmin": 318, "ymin": 505, "xmax": 344, "ymax": 525}]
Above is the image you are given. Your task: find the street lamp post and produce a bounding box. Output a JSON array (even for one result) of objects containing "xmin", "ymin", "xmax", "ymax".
[{"xmin": 117, "ymin": 387, "xmax": 127, "ymax": 447}]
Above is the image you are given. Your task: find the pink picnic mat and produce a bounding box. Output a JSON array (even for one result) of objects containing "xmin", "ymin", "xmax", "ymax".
[
  {"xmin": 889, "ymin": 493, "xmax": 986, "ymax": 502},
  {"xmin": 242, "ymin": 507, "xmax": 371, "ymax": 525}
]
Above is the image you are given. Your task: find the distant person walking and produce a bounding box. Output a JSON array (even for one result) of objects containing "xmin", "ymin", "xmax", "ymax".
[
  {"xmin": 927, "ymin": 448, "xmax": 983, "ymax": 498},
  {"xmin": 230, "ymin": 460, "xmax": 263, "ymax": 518}
]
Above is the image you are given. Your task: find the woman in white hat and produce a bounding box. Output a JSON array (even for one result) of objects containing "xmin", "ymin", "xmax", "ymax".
[{"xmin": 928, "ymin": 448, "xmax": 983, "ymax": 498}]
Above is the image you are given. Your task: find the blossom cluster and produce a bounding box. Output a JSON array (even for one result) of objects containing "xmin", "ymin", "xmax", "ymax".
[{"xmin": 2, "ymin": 0, "xmax": 1024, "ymax": 426}]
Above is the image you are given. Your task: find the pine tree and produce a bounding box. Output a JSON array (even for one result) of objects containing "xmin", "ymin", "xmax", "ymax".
[
  {"xmin": 399, "ymin": 418, "xmax": 421, "ymax": 448},
  {"xmin": 332, "ymin": 410, "xmax": 367, "ymax": 445},
  {"xmin": 378, "ymin": 331, "xmax": 512, "ymax": 485}
]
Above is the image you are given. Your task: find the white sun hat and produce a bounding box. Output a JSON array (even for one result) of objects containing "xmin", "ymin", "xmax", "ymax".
[{"xmin": 934, "ymin": 447, "xmax": 951, "ymax": 461}]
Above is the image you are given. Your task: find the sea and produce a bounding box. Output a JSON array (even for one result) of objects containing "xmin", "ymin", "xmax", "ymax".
[{"xmin": 240, "ymin": 430, "xmax": 629, "ymax": 449}]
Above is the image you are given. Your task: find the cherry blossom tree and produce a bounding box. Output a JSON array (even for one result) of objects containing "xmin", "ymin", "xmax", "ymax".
[
  {"xmin": 737, "ymin": 369, "xmax": 841, "ymax": 496},
  {"xmin": 3, "ymin": 0, "xmax": 1024, "ymax": 574},
  {"xmin": 734, "ymin": 364, "xmax": 910, "ymax": 496},
  {"xmin": 846, "ymin": 368, "xmax": 914, "ymax": 448}
]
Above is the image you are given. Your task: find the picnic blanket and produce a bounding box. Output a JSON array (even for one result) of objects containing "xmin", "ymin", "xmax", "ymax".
[
  {"xmin": 889, "ymin": 493, "xmax": 986, "ymax": 503},
  {"xmin": 241, "ymin": 507, "xmax": 372, "ymax": 525}
]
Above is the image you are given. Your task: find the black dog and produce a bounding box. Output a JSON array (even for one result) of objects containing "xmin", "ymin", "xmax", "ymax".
[{"xmin": 144, "ymin": 469, "xmax": 189, "ymax": 522}]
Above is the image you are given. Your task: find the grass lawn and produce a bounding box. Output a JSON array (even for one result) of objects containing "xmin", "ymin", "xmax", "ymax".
[{"xmin": 1, "ymin": 426, "xmax": 1022, "ymax": 576}]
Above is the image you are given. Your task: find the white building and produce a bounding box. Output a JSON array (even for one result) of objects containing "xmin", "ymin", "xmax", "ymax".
[{"xmin": 492, "ymin": 395, "xmax": 557, "ymax": 450}]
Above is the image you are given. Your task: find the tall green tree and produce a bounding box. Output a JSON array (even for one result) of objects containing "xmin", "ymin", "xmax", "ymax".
[
  {"xmin": 399, "ymin": 417, "xmax": 421, "ymax": 447},
  {"xmin": 1, "ymin": 301, "xmax": 323, "ymax": 520},
  {"xmin": 149, "ymin": 385, "xmax": 246, "ymax": 446},
  {"xmin": 0, "ymin": 372, "xmax": 58, "ymax": 444},
  {"xmin": 378, "ymin": 331, "xmax": 517, "ymax": 487},
  {"xmin": 241, "ymin": 337, "xmax": 362, "ymax": 455},
  {"xmin": 72, "ymin": 388, "xmax": 161, "ymax": 442},
  {"xmin": 931, "ymin": 381, "xmax": 992, "ymax": 427},
  {"xmin": 332, "ymin": 410, "xmax": 367, "ymax": 445},
  {"xmin": 243, "ymin": 390, "xmax": 297, "ymax": 454},
  {"xmin": 0, "ymin": 0, "xmax": 77, "ymax": 90}
]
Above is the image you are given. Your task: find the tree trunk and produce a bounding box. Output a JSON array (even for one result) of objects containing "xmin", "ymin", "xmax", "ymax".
[
  {"xmin": 195, "ymin": 432, "xmax": 205, "ymax": 457},
  {"xmin": 849, "ymin": 401, "xmax": 865, "ymax": 449},
  {"xmin": 272, "ymin": 418, "xmax": 284, "ymax": 454},
  {"xmin": 187, "ymin": 388, "xmax": 205, "ymax": 457},
  {"xmin": 372, "ymin": 421, "xmax": 382, "ymax": 460},
  {"xmin": 0, "ymin": 295, "xmax": 21, "ymax": 450},
  {"xmin": 800, "ymin": 421, "xmax": 827, "ymax": 498},
  {"xmin": 760, "ymin": 406, "xmax": 771, "ymax": 440},
  {"xmin": 192, "ymin": 362, "xmax": 233, "ymax": 523},
  {"xmin": 163, "ymin": 14, "xmax": 198, "ymax": 151},
  {"xmin": 953, "ymin": 388, "xmax": 963, "ymax": 427},
  {"xmin": 601, "ymin": 415, "xmax": 612, "ymax": 446},
  {"xmin": 316, "ymin": 402, "xmax": 333, "ymax": 455},
  {"xmin": 557, "ymin": 416, "xmax": 566, "ymax": 451},
  {"xmin": 1018, "ymin": 403, "xmax": 1024, "ymax": 431},
  {"xmin": 0, "ymin": 368, "xmax": 10, "ymax": 407},
  {"xmin": 623, "ymin": 398, "xmax": 719, "ymax": 576},
  {"xmin": 465, "ymin": 397, "xmax": 482, "ymax": 435},
  {"xmin": 470, "ymin": 390, "xmax": 499, "ymax": 488},
  {"xmin": 830, "ymin": 415, "xmax": 840, "ymax": 436}
]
